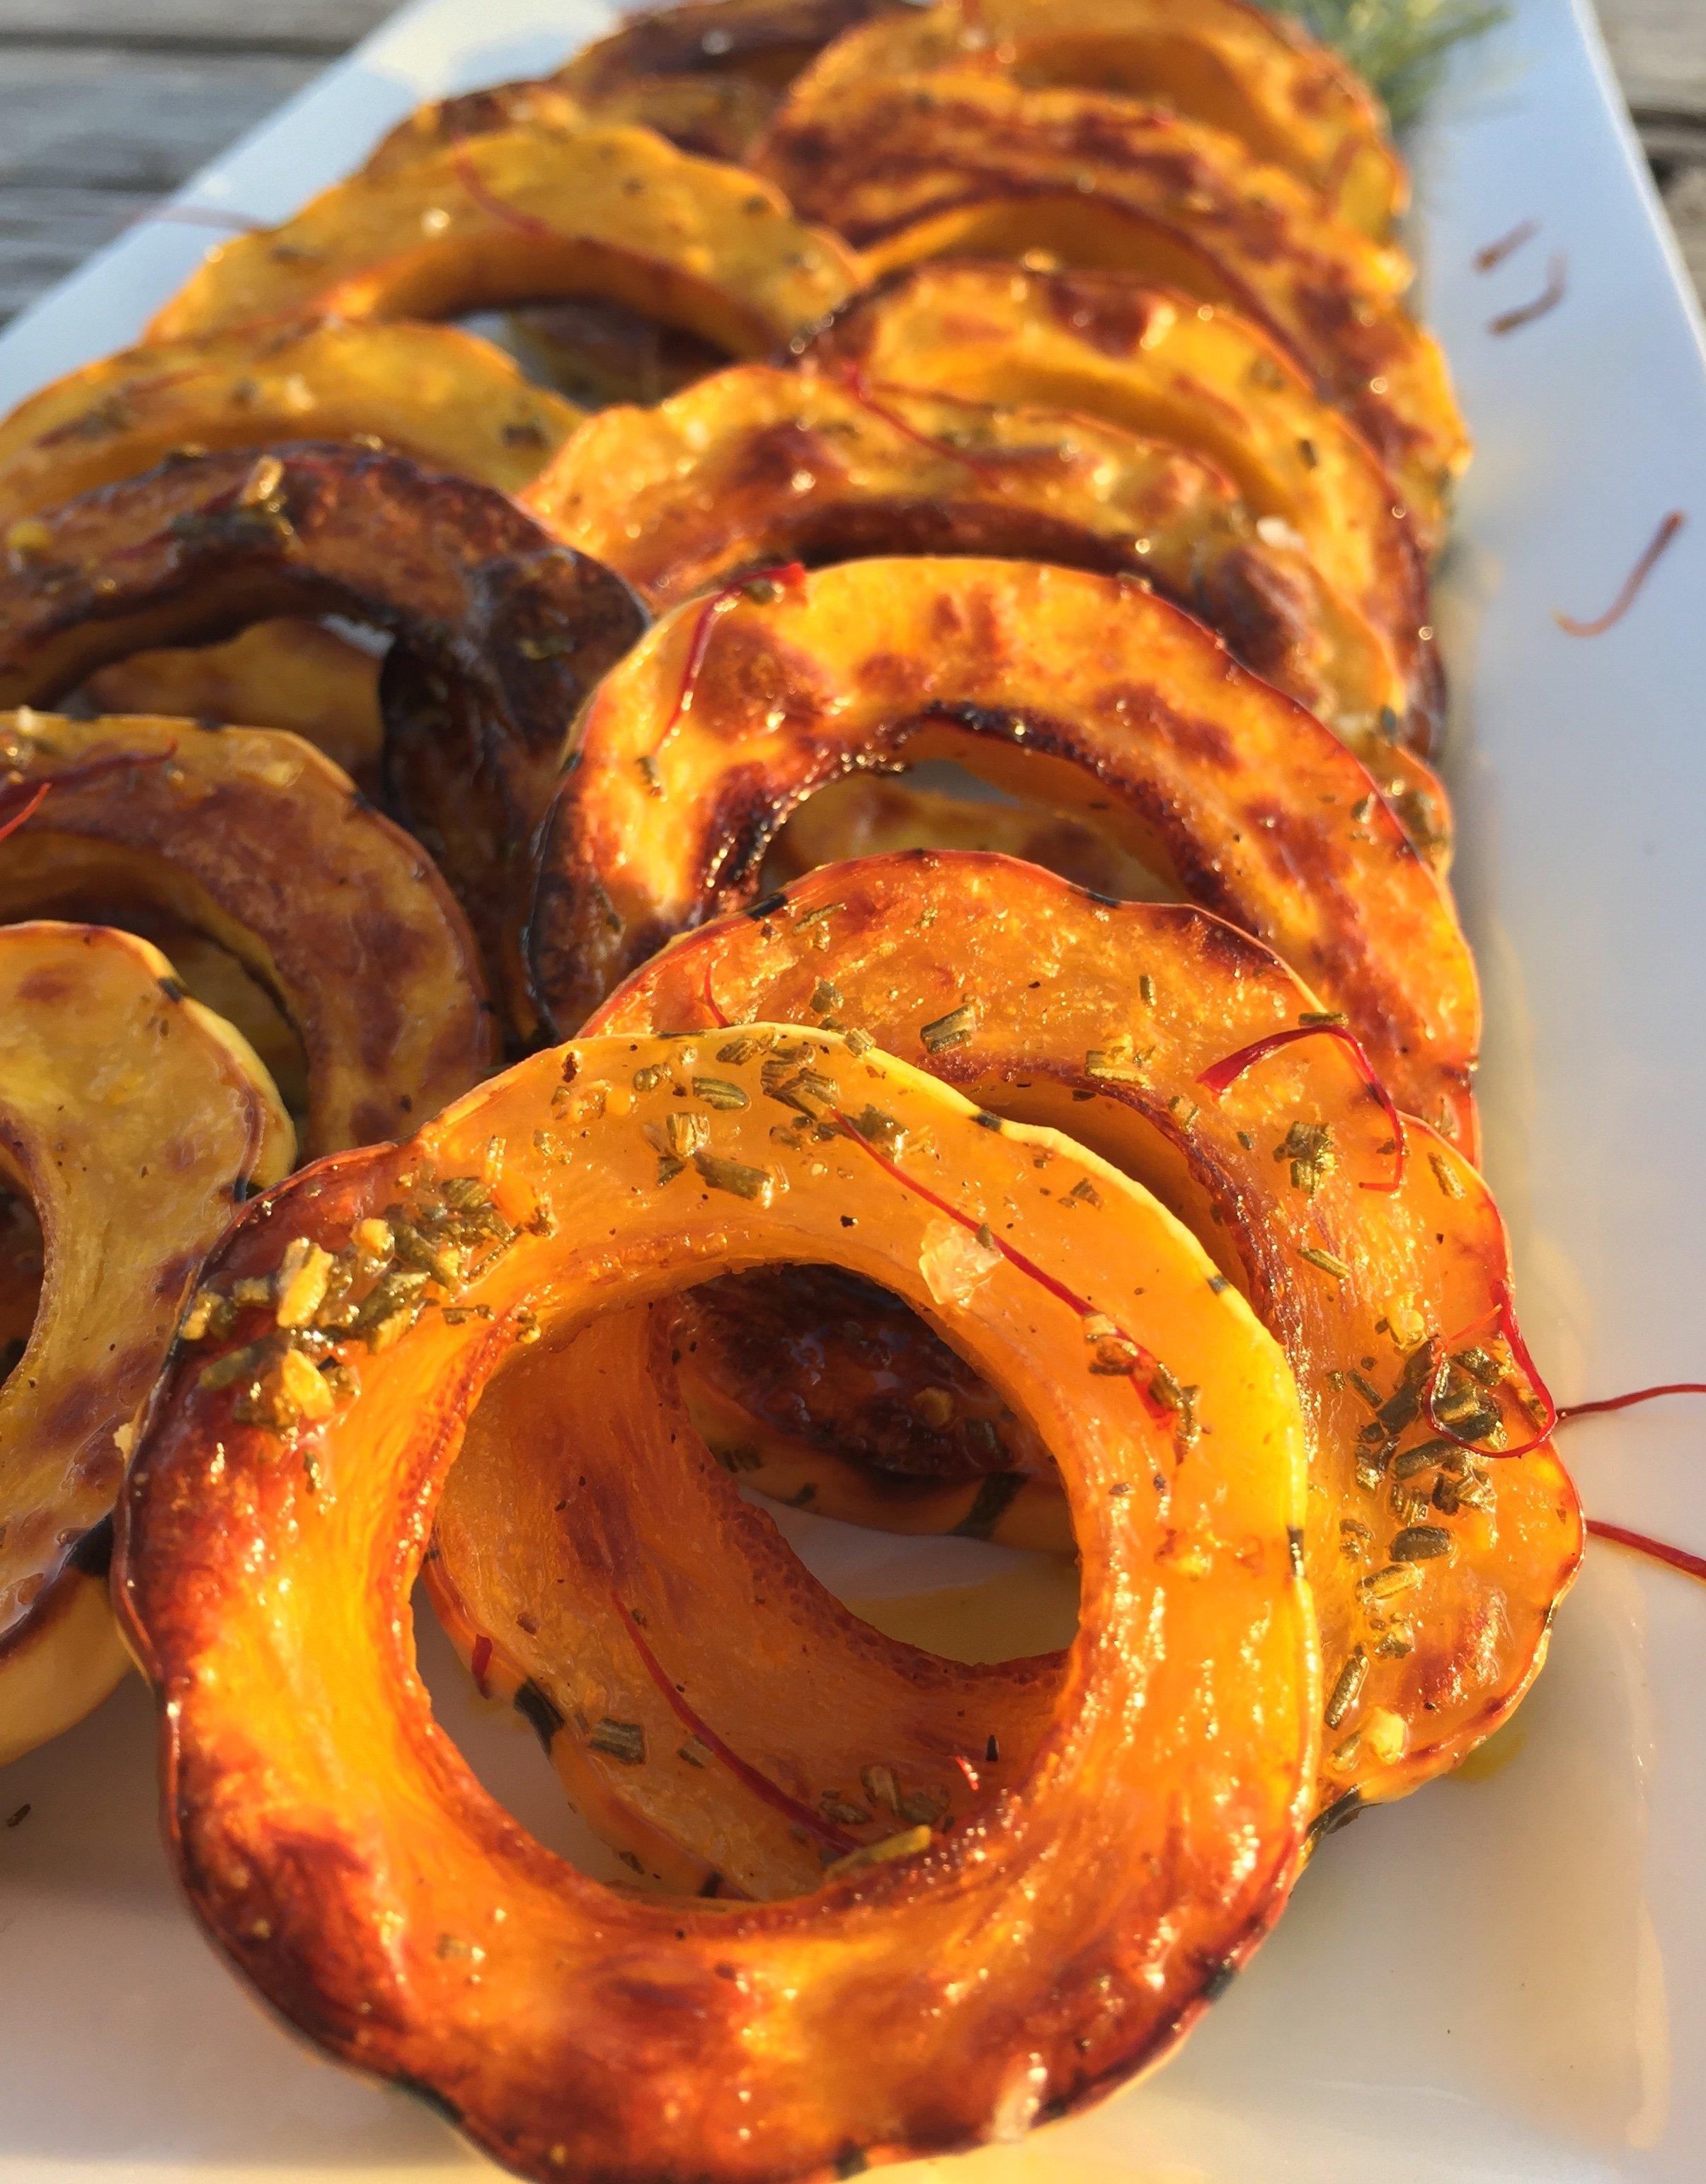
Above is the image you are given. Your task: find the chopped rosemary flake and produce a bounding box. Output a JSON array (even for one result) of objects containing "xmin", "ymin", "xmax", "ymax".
[
  {"xmin": 1298, "ymin": 1010, "xmax": 1349, "ymax": 1028},
  {"xmin": 1428, "ymin": 1150, "xmax": 1466, "ymax": 1199},
  {"xmin": 820, "ymin": 1793, "xmax": 872, "ymax": 1827},
  {"xmin": 665, "ymin": 1111, "xmax": 709, "ymax": 1160},
  {"xmin": 920, "ymin": 1001, "xmax": 979, "ymax": 1052},
  {"xmin": 794, "ymin": 900, "xmax": 844, "ymax": 930},
  {"xmin": 631, "ymin": 1063, "xmax": 668, "ymax": 1093},
  {"xmin": 694, "ymin": 1149, "xmax": 774, "ymax": 1204},
  {"xmin": 587, "ymin": 1718, "xmax": 646, "ymax": 1764},
  {"xmin": 809, "ymin": 978, "xmax": 843, "ymax": 1014},
  {"xmin": 1300, "ymin": 1245, "xmax": 1351, "ymax": 1282},
  {"xmin": 1360, "ymin": 1561, "xmax": 1424, "ymax": 1603},
  {"xmin": 692, "ymin": 1075, "xmax": 748, "ymax": 1110},
  {"xmin": 1324, "ymin": 1646, "xmax": 1368, "ymax": 1729},
  {"xmin": 1067, "ymin": 1178, "xmax": 1101, "ymax": 1207},
  {"xmin": 677, "ymin": 1738, "xmax": 710, "ymax": 1767},
  {"xmin": 842, "ymin": 1026, "xmax": 874, "ymax": 1057},
  {"xmin": 1391, "ymin": 1524, "xmax": 1453, "ymax": 1563},
  {"xmin": 1278, "ymin": 1120, "xmax": 1337, "ymax": 1195},
  {"xmin": 716, "ymin": 1034, "xmax": 768, "ymax": 1064},
  {"xmin": 849, "ymin": 1103, "xmax": 906, "ymax": 1153},
  {"xmin": 1140, "ymin": 974, "xmax": 1156, "ymax": 1006}
]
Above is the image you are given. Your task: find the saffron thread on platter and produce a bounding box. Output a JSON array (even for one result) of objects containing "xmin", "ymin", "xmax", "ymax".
[
  {"xmin": 141, "ymin": 204, "xmax": 267, "ymax": 234},
  {"xmin": 1473, "ymin": 217, "xmax": 1539, "ymax": 272},
  {"xmin": 1487, "ymin": 254, "xmax": 1567, "ymax": 335},
  {"xmin": 1555, "ymin": 511, "xmax": 1686, "ymax": 636},
  {"xmin": 1559, "ymin": 1381, "xmax": 1706, "ymax": 1423},
  {"xmin": 1586, "ymin": 1520, "xmax": 1706, "ymax": 1587}
]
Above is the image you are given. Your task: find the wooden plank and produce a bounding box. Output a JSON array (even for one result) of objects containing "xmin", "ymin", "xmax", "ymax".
[
  {"xmin": 1597, "ymin": 0, "xmax": 1706, "ymax": 118},
  {"xmin": 0, "ymin": 2, "xmax": 392, "ymax": 54}
]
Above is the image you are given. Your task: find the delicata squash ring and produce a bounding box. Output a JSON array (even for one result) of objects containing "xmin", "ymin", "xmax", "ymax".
[
  {"xmin": 590, "ymin": 851, "xmax": 1581, "ymax": 1811},
  {"xmin": 759, "ymin": 75, "xmax": 1465, "ymax": 529},
  {"xmin": 0, "ymin": 318, "xmax": 583, "ymax": 764},
  {"xmin": 117, "ymin": 1030, "xmax": 1317, "ymax": 2180},
  {"xmin": 526, "ymin": 360, "xmax": 1429, "ymax": 750},
  {"xmin": 784, "ymin": 0, "xmax": 1405, "ymax": 238},
  {"xmin": 803, "ymin": 263, "xmax": 1438, "ymax": 711},
  {"xmin": 0, "ymin": 442, "xmax": 646, "ymax": 1026},
  {"xmin": 0, "ymin": 711, "xmax": 497, "ymax": 1155},
  {"xmin": 527, "ymin": 556, "xmax": 1479, "ymax": 1146},
  {"xmin": 147, "ymin": 120, "xmax": 861, "ymax": 360},
  {"xmin": 0, "ymin": 921, "xmax": 292, "ymax": 1766}
]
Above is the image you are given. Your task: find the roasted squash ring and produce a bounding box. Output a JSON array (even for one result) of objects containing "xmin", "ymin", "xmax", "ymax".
[
  {"xmin": 759, "ymin": 76, "xmax": 1461, "ymax": 537},
  {"xmin": 117, "ymin": 1028, "xmax": 1315, "ymax": 2180},
  {"xmin": 147, "ymin": 122, "xmax": 861, "ymax": 360},
  {"xmin": 429, "ymin": 1301, "xmax": 1063, "ymax": 1900},
  {"xmin": 525, "ymin": 359, "xmax": 1431, "ymax": 750},
  {"xmin": 0, "ymin": 442, "xmax": 647, "ymax": 1028},
  {"xmin": 589, "ymin": 849, "xmax": 1581, "ymax": 1809},
  {"xmin": 0, "ymin": 920, "xmax": 292, "ymax": 1766},
  {"xmin": 360, "ymin": 81, "xmax": 588, "ymax": 177},
  {"xmin": 782, "ymin": 0, "xmax": 1405, "ymax": 238},
  {"xmin": 556, "ymin": 0, "xmax": 886, "ymax": 161},
  {"xmin": 527, "ymin": 556, "xmax": 1479, "ymax": 1146},
  {"xmin": 0, "ymin": 318, "xmax": 583, "ymax": 773},
  {"xmin": 803, "ymin": 263, "xmax": 1438, "ymax": 708},
  {"xmin": 0, "ymin": 711, "xmax": 497, "ymax": 1155}
]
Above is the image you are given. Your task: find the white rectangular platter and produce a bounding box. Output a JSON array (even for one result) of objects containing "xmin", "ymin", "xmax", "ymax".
[{"xmin": 1, "ymin": 1, "xmax": 1705, "ymax": 2178}]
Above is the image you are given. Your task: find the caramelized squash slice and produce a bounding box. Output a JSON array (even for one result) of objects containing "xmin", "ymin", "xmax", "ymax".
[
  {"xmin": 0, "ymin": 711, "xmax": 496, "ymax": 1155},
  {"xmin": 0, "ymin": 442, "xmax": 646, "ymax": 1030},
  {"xmin": 784, "ymin": 0, "xmax": 1405, "ymax": 237},
  {"xmin": 147, "ymin": 122, "xmax": 861, "ymax": 358},
  {"xmin": 804, "ymin": 263, "xmax": 1438, "ymax": 703},
  {"xmin": 591, "ymin": 850, "xmax": 1581, "ymax": 1810},
  {"xmin": 0, "ymin": 318, "xmax": 582, "ymax": 767},
  {"xmin": 528, "ymin": 556, "xmax": 1479, "ymax": 1144},
  {"xmin": 1, "ymin": 921, "xmax": 292, "ymax": 1766},
  {"xmin": 760, "ymin": 75, "xmax": 1462, "ymax": 534},
  {"xmin": 526, "ymin": 360, "xmax": 1429, "ymax": 747},
  {"xmin": 118, "ymin": 1029, "xmax": 1315, "ymax": 2179}
]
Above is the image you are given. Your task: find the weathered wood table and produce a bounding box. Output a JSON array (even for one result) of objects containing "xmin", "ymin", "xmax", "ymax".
[{"xmin": 0, "ymin": 0, "xmax": 1701, "ymax": 327}]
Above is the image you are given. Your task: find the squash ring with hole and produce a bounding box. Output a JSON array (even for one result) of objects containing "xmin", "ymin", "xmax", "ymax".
[
  {"xmin": 117, "ymin": 1027, "xmax": 1315, "ymax": 2181},
  {"xmin": 757, "ymin": 76, "xmax": 1464, "ymax": 535},
  {"xmin": 146, "ymin": 122, "xmax": 861, "ymax": 360},
  {"xmin": 0, "ymin": 442, "xmax": 647, "ymax": 1033},
  {"xmin": 525, "ymin": 359, "xmax": 1433, "ymax": 754},
  {"xmin": 0, "ymin": 919, "xmax": 292, "ymax": 1766},
  {"xmin": 588, "ymin": 849, "xmax": 1581, "ymax": 1815},
  {"xmin": 803, "ymin": 262, "xmax": 1439, "ymax": 713},
  {"xmin": 781, "ymin": 0, "xmax": 1405, "ymax": 238},
  {"xmin": 0, "ymin": 318, "xmax": 583, "ymax": 776},
  {"xmin": 0, "ymin": 711, "xmax": 497, "ymax": 1155},
  {"xmin": 526, "ymin": 556, "xmax": 1479, "ymax": 1146}
]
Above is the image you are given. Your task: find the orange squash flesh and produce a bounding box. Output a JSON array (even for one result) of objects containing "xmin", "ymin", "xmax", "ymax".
[
  {"xmin": 147, "ymin": 122, "xmax": 861, "ymax": 359},
  {"xmin": 0, "ymin": 711, "xmax": 497, "ymax": 1156},
  {"xmin": 0, "ymin": 442, "xmax": 647, "ymax": 1032},
  {"xmin": 117, "ymin": 1029, "xmax": 1315, "ymax": 2181},
  {"xmin": 590, "ymin": 851, "xmax": 1581, "ymax": 1809},
  {"xmin": 525, "ymin": 359, "xmax": 1429, "ymax": 749},
  {"xmin": 803, "ymin": 263, "xmax": 1439, "ymax": 706},
  {"xmin": 0, "ymin": 921, "xmax": 292, "ymax": 1766},
  {"xmin": 782, "ymin": 0, "xmax": 1405, "ymax": 238},
  {"xmin": 528, "ymin": 556, "xmax": 1479, "ymax": 1147}
]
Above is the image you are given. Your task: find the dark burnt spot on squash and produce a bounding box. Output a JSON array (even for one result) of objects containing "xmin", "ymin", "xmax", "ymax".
[
  {"xmin": 1040, "ymin": 272, "xmax": 1175, "ymax": 359},
  {"xmin": 513, "ymin": 1679, "xmax": 566, "ymax": 1751},
  {"xmin": 1095, "ymin": 683, "xmax": 1240, "ymax": 771}
]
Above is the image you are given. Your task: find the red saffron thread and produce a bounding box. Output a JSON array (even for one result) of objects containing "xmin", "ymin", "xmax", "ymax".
[
  {"xmin": 609, "ymin": 1596, "xmax": 854, "ymax": 1853},
  {"xmin": 1488, "ymin": 254, "xmax": 1567, "ymax": 336},
  {"xmin": 469, "ymin": 1633, "xmax": 493, "ymax": 1697},
  {"xmin": 450, "ymin": 146, "xmax": 558, "ymax": 241},
  {"xmin": 1559, "ymin": 1381, "xmax": 1706, "ymax": 1423},
  {"xmin": 1474, "ymin": 217, "xmax": 1539, "ymax": 272},
  {"xmin": 1586, "ymin": 1520, "xmax": 1706, "ymax": 1587},
  {"xmin": 832, "ymin": 1108, "xmax": 1174, "ymax": 1429},
  {"xmin": 655, "ymin": 561, "xmax": 806, "ymax": 752},
  {"xmin": 0, "ymin": 782, "xmax": 50, "ymax": 846},
  {"xmin": 830, "ymin": 364, "xmax": 1004, "ymax": 474},
  {"xmin": 1555, "ymin": 511, "xmax": 1685, "ymax": 636},
  {"xmin": 1424, "ymin": 1279, "xmax": 1557, "ymax": 1460},
  {"xmin": 700, "ymin": 960, "xmax": 733, "ymax": 1029},
  {"xmin": 1196, "ymin": 1021, "xmax": 1407, "ymax": 1192}
]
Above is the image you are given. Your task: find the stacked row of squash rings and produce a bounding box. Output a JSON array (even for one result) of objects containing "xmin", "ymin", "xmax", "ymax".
[{"xmin": 0, "ymin": 3, "xmax": 1584, "ymax": 2179}]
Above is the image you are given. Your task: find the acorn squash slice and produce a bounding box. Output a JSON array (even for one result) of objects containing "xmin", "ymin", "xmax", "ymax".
[
  {"xmin": 525, "ymin": 359, "xmax": 1429, "ymax": 749},
  {"xmin": 0, "ymin": 318, "xmax": 583, "ymax": 771},
  {"xmin": 0, "ymin": 711, "xmax": 497, "ymax": 1155},
  {"xmin": 803, "ymin": 262, "xmax": 1438, "ymax": 706},
  {"xmin": 0, "ymin": 442, "xmax": 647, "ymax": 1033},
  {"xmin": 527, "ymin": 556, "xmax": 1479, "ymax": 1146},
  {"xmin": 589, "ymin": 849, "xmax": 1581, "ymax": 1810},
  {"xmin": 782, "ymin": 0, "xmax": 1405, "ymax": 238},
  {"xmin": 146, "ymin": 121, "xmax": 861, "ymax": 363},
  {"xmin": 758, "ymin": 74, "xmax": 1461, "ymax": 537},
  {"xmin": 117, "ymin": 1028, "xmax": 1315, "ymax": 2180},
  {"xmin": 0, "ymin": 920, "xmax": 292, "ymax": 1766}
]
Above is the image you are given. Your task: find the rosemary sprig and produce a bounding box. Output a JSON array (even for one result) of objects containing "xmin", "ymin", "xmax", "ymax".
[{"xmin": 1264, "ymin": 0, "xmax": 1507, "ymax": 128}]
